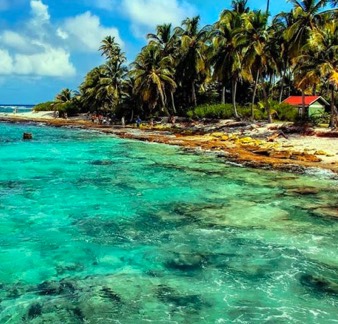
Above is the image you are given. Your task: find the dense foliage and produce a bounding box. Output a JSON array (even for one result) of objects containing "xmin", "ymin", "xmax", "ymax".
[{"xmin": 39, "ymin": 0, "xmax": 338, "ymax": 125}]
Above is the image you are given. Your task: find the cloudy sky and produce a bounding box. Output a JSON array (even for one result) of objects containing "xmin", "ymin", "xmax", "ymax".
[{"xmin": 0, "ymin": 0, "xmax": 294, "ymax": 105}]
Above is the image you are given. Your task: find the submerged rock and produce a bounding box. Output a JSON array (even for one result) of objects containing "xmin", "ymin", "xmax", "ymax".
[
  {"xmin": 37, "ymin": 279, "xmax": 77, "ymax": 296},
  {"xmin": 89, "ymin": 160, "xmax": 114, "ymax": 165},
  {"xmin": 285, "ymin": 187, "xmax": 319, "ymax": 195},
  {"xmin": 26, "ymin": 303, "xmax": 42, "ymax": 319},
  {"xmin": 165, "ymin": 253, "xmax": 205, "ymax": 271},
  {"xmin": 300, "ymin": 274, "xmax": 338, "ymax": 295}
]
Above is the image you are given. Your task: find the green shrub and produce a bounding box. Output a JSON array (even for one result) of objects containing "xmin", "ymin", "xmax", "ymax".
[
  {"xmin": 238, "ymin": 105, "xmax": 266, "ymax": 120},
  {"xmin": 33, "ymin": 101, "xmax": 56, "ymax": 112},
  {"xmin": 273, "ymin": 102, "xmax": 298, "ymax": 121},
  {"xmin": 309, "ymin": 111, "xmax": 330, "ymax": 126},
  {"xmin": 187, "ymin": 104, "xmax": 235, "ymax": 119},
  {"xmin": 56, "ymin": 102, "xmax": 80, "ymax": 116}
]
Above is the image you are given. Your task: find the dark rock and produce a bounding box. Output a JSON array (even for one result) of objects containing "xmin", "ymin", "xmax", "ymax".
[
  {"xmin": 90, "ymin": 160, "xmax": 113, "ymax": 165},
  {"xmin": 300, "ymin": 274, "xmax": 338, "ymax": 295},
  {"xmin": 23, "ymin": 133, "xmax": 32, "ymax": 140},
  {"xmin": 286, "ymin": 187, "xmax": 319, "ymax": 195},
  {"xmin": 72, "ymin": 306, "xmax": 85, "ymax": 321},
  {"xmin": 59, "ymin": 279, "xmax": 77, "ymax": 295},
  {"xmin": 100, "ymin": 287, "xmax": 122, "ymax": 303},
  {"xmin": 37, "ymin": 279, "xmax": 77, "ymax": 296},
  {"xmin": 27, "ymin": 303, "xmax": 42, "ymax": 319},
  {"xmin": 165, "ymin": 253, "xmax": 204, "ymax": 271},
  {"xmin": 156, "ymin": 285, "xmax": 208, "ymax": 310},
  {"xmin": 37, "ymin": 281, "xmax": 60, "ymax": 295}
]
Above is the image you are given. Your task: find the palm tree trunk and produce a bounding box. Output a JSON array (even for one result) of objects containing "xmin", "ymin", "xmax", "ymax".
[
  {"xmin": 329, "ymin": 86, "xmax": 338, "ymax": 128},
  {"xmin": 279, "ymin": 69, "xmax": 286, "ymax": 103},
  {"xmin": 192, "ymin": 81, "xmax": 197, "ymax": 107},
  {"xmin": 262, "ymin": 84, "xmax": 272, "ymax": 123},
  {"xmin": 170, "ymin": 91, "xmax": 176, "ymax": 114},
  {"xmin": 221, "ymin": 85, "xmax": 226, "ymax": 104},
  {"xmin": 232, "ymin": 79, "xmax": 239, "ymax": 119},
  {"xmin": 251, "ymin": 71, "xmax": 260, "ymax": 120},
  {"xmin": 266, "ymin": 0, "xmax": 270, "ymax": 15},
  {"xmin": 301, "ymin": 90, "xmax": 306, "ymax": 119}
]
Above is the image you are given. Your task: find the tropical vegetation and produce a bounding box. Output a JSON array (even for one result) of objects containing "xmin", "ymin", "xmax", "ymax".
[{"xmin": 36, "ymin": 0, "xmax": 338, "ymax": 126}]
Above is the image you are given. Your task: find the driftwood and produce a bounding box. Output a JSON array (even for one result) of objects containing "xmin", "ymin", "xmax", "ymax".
[{"xmin": 267, "ymin": 131, "xmax": 288, "ymax": 142}]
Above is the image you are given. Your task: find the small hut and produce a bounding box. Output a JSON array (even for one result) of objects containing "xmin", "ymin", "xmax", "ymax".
[{"xmin": 283, "ymin": 96, "xmax": 329, "ymax": 117}]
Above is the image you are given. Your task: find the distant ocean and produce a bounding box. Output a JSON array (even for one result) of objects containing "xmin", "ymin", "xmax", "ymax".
[{"xmin": 0, "ymin": 104, "xmax": 34, "ymax": 113}]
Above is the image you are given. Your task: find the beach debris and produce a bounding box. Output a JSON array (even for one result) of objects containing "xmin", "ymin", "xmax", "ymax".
[
  {"xmin": 267, "ymin": 131, "xmax": 288, "ymax": 142},
  {"xmin": 23, "ymin": 132, "xmax": 32, "ymax": 140}
]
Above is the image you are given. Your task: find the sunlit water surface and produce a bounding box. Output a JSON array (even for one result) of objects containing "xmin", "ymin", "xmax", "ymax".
[{"xmin": 0, "ymin": 122, "xmax": 337, "ymax": 323}]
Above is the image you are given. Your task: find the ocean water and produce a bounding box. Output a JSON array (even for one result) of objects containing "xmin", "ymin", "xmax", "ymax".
[
  {"xmin": 0, "ymin": 122, "xmax": 337, "ymax": 323},
  {"xmin": 0, "ymin": 104, "xmax": 34, "ymax": 114}
]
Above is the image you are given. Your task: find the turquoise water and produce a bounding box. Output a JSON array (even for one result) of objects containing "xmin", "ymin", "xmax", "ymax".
[{"xmin": 0, "ymin": 122, "xmax": 338, "ymax": 323}]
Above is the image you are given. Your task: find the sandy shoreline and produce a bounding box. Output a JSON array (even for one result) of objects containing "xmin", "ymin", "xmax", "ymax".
[{"xmin": 1, "ymin": 111, "xmax": 338, "ymax": 176}]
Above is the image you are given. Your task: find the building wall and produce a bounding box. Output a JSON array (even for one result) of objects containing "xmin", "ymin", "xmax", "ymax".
[{"xmin": 308, "ymin": 103, "xmax": 325, "ymax": 116}]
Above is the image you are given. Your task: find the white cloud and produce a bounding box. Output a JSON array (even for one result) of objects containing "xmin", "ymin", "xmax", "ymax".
[
  {"xmin": 56, "ymin": 28, "xmax": 69, "ymax": 40},
  {"xmin": 30, "ymin": 0, "xmax": 50, "ymax": 23},
  {"xmin": 0, "ymin": 49, "xmax": 14, "ymax": 74},
  {"xmin": 0, "ymin": 0, "xmax": 75, "ymax": 77},
  {"xmin": 62, "ymin": 11, "xmax": 124, "ymax": 52},
  {"xmin": 121, "ymin": 0, "xmax": 196, "ymax": 38},
  {"xmin": 0, "ymin": 31, "xmax": 35, "ymax": 53},
  {"xmin": 0, "ymin": 46, "xmax": 76, "ymax": 76},
  {"xmin": 15, "ymin": 47, "xmax": 76, "ymax": 76},
  {"xmin": 0, "ymin": 0, "xmax": 125, "ymax": 79}
]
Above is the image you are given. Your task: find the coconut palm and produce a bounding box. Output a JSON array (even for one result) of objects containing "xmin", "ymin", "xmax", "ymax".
[
  {"xmin": 285, "ymin": 0, "xmax": 336, "ymax": 56},
  {"xmin": 147, "ymin": 23, "xmax": 178, "ymax": 113},
  {"xmin": 130, "ymin": 43, "xmax": 176, "ymax": 114},
  {"xmin": 174, "ymin": 16, "xmax": 211, "ymax": 107},
  {"xmin": 241, "ymin": 10, "xmax": 275, "ymax": 120},
  {"xmin": 99, "ymin": 36, "xmax": 126, "ymax": 63},
  {"xmin": 211, "ymin": 8, "xmax": 246, "ymax": 117},
  {"xmin": 147, "ymin": 23, "xmax": 177, "ymax": 58},
  {"xmin": 293, "ymin": 16, "xmax": 338, "ymax": 126},
  {"xmin": 56, "ymin": 88, "xmax": 74, "ymax": 103}
]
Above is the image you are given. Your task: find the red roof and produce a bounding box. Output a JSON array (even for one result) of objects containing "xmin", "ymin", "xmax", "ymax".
[{"xmin": 283, "ymin": 96, "xmax": 327, "ymax": 107}]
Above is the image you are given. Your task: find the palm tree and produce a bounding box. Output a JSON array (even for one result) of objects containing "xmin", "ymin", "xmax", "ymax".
[
  {"xmin": 241, "ymin": 10, "xmax": 274, "ymax": 120},
  {"xmin": 147, "ymin": 23, "xmax": 178, "ymax": 113},
  {"xmin": 99, "ymin": 36, "xmax": 126, "ymax": 63},
  {"xmin": 285, "ymin": 0, "xmax": 336, "ymax": 56},
  {"xmin": 266, "ymin": 0, "xmax": 270, "ymax": 15},
  {"xmin": 56, "ymin": 88, "xmax": 73, "ymax": 103},
  {"xmin": 293, "ymin": 16, "xmax": 338, "ymax": 126},
  {"xmin": 211, "ymin": 8, "xmax": 246, "ymax": 118},
  {"xmin": 130, "ymin": 43, "xmax": 176, "ymax": 114},
  {"xmin": 147, "ymin": 23, "xmax": 177, "ymax": 57},
  {"xmin": 174, "ymin": 16, "xmax": 211, "ymax": 107}
]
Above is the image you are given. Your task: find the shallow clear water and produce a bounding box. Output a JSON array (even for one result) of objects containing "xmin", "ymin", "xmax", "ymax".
[{"xmin": 0, "ymin": 122, "xmax": 337, "ymax": 323}]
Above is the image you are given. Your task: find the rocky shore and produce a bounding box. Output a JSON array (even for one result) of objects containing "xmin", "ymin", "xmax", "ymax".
[{"xmin": 1, "ymin": 111, "xmax": 338, "ymax": 176}]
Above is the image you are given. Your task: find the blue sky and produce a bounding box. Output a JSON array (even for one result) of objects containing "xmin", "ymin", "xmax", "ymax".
[{"xmin": 0, "ymin": 0, "xmax": 294, "ymax": 104}]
